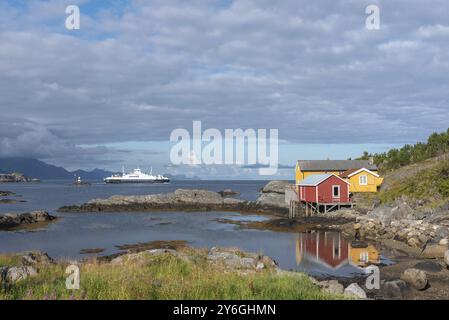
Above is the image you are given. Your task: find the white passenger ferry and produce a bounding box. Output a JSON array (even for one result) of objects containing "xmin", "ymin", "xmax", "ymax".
[{"xmin": 104, "ymin": 167, "xmax": 170, "ymax": 183}]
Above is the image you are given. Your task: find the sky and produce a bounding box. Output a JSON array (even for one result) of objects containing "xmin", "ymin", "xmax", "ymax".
[{"xmin": 1, "ymin": 0, "xmax": 449, "ymax": 179}]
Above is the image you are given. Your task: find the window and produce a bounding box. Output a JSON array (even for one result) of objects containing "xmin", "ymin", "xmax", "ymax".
[
  {"xmin": 332, "ymin": 185, "xmax": 340, "ymax": 198},
  {"xmin": 360, "ymin": 252, "xmax": 369, "ymax": 263},
  {"xmin": 359, "ymin": 175, "xmax": 368, "ymax": 185}
]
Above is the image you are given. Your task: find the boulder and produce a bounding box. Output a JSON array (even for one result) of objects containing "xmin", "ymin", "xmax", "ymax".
[
  {"xmin": 256, "ymin": 192, "xmax": 288, "ymax": 209},
  {"xmin": 317, "ymin": 280, "xmax": 344, "ymax": 295},
  {"xmin": 382, "ymin": 280, "xmax": 410, "ymax": 298},
  {"xmin": 344, "ymin": 283, "xmax": 367, "ymax": 299},
  {"xmin": 260, "ymin": 181, "xmax": 290, "ymax": 194},
  {"xmin": 367, "ymin": 204, "xmax": 410, "ymax": 225},
  {"xmin": 3, "ymin": 266, "xmax": 37, "ymax": 283},
  {"xmin": 421, "ymin": 244, "xmax": 448, "ymax": 259},
  {"xmin": 439, "ymin": 238, "xmax": 448, "ymax": 246},
  {"xmin": 401, "ymin": 268, "xmax": 428, "ymax": 290}
]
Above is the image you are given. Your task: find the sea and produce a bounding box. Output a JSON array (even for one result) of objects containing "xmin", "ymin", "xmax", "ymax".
[{"xmin": 0, "ymin": 180, "xmax": 390, "ymax": 278}]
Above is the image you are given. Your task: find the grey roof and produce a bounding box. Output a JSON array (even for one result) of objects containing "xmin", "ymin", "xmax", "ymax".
[
  {"xmin": 299, "ymin": 174, "xmax": 334, "ymax": 186},
  {"xmin": 297, "ymin": 160, "xmax": 377, "ymax": 171}
]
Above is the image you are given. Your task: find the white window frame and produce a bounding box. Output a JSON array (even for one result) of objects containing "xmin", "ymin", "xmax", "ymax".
[
  {"xmin": 359, "ymin": 175, "xmax": 368, "ymax": 186},
  {"xmin": 332, "ymin": 185, "xmax": 340, "ymax": 198}
]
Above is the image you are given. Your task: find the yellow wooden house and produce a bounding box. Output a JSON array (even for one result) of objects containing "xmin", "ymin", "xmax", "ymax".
[
  {"xmin": 295, "ymin": 160, "xmax": 382, "ymax": 193},
  {"xmin": 339, "ymin": 168, "xmax": 383, "ymax": 193}
]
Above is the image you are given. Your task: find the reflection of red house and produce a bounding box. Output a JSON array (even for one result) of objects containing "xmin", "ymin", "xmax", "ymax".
[{"xmin": 296, "ymin": 232, "xmax": 349, "ymax": 269}]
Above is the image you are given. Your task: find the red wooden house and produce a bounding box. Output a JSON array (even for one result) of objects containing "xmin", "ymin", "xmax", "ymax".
[{"xmin": 298, "ymin": 173, "xmax": 351, "ymax": 214}]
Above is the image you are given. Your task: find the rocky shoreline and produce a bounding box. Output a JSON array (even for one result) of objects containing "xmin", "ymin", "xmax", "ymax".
[
  {"xmin": 58, "ymin": 186, "xmax": 289, "ymax": 215},
  {"xmin": 0, "ymin": 211, "xmax": 57, "ymax": 230},
  {"xmin": 0, "ymin": 173, "xmax": 33, "ymax": 183}
]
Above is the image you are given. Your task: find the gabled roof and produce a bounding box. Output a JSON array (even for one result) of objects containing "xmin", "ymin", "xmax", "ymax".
[
  {"xmin": 299, "ymin": 173, "xmax": 350, "ymax": 186},
  {"xmin": 297, "ymin": 160, "xmax": 378, "ymax": 171},
  {"xmin": 340, "ymin": 167, "xmax": 380, "ymax": 178}
]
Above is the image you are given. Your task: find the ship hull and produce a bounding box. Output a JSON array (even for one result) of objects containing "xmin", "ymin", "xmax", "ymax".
[{"xmin": 104, "ymin": 178, "xmax": 170, "ymax": 184}]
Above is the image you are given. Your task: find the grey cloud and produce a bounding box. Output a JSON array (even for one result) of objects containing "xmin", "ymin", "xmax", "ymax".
[{"xmin": 0, "ymin": 0, "xmax": 448, "ymax": 172}]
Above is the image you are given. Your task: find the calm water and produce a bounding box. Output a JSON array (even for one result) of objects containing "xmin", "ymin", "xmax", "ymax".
[{"xmin": 0, "ymin": 180, "xmax": 387, "ymax": 277}]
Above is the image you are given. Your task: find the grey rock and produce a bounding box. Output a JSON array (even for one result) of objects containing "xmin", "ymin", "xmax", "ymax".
[
  {"xmin": 421, "ymin": 244, "xmax": 448, "ymax": 259},
  {"xmin": 344, "ymin": 283, "xmax": 367, "ymax": 299},
  {"xmin": 260, "ymin": 181, "xmax": 290, "ymax": 194},
  {"xmin": 0, "ymin": 211, "xmax": 56, "ymax": 230},
  {"xmin": 382, "ymin": 280, "xmax": 410, "ymax": 298},
  {"xmin": 4, "ymin": 266, "xmax": 37, "ymax": 283},
  {"xmin": 401, "ymin": 268, "xmax": 428, "ymax": 290},
  {"xmin": 317, "ymin": 280, "xmax": 344, "ymax": 295},
  {"xmin": 256, "ymin": 192, "xmax": 288, "ymax": 209},
  {"xmin": 22, "ymin": 251, "xmax": 54, "ymax": 266}
]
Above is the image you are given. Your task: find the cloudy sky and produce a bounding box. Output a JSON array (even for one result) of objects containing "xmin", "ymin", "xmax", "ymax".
[{"xmin": 1, "ymin": 0, "xmax": 448, "ymax": 179}]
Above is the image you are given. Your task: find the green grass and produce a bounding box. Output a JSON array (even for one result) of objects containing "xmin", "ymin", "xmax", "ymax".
[
  {"xmin": 0, "ymin": 252, "xmax": 341, "ymax": 300},
  {"xmin": 378, "ymin": 160, "xmax": 449, "ymax": 207}
]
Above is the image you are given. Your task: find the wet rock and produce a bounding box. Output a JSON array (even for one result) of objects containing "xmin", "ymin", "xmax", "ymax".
[
  {"xmin": 344, "ymin": 283, "xmax": 367, "ymax": 299},
  {"xmin": 421, "ymin": 244, "xmax": 448, "ymax": 259},
  {"xmin": 382, "ymin": 280, "xmax": 410, "ymax": 298},
  {"xmin": 0, "ymin": 211, "xmax": 57, "ymax": 230},
  {"xmin": 317, "ymin": 280, "xmax": 344, "ymax": 295},
  {"xmin": 401, "ymin": 268, "xmax": 428, "ymax": 290},
  {"xmin": 59, "ymin": 187, "xmax": 289, "ymax": 215}
]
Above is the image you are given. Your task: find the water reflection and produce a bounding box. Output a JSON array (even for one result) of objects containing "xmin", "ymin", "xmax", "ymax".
[{"xmin": 295, "ymin": 231, "xmax": 381, "ymax": 277}]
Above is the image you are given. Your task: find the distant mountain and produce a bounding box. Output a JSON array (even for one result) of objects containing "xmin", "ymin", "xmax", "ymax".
[{"xmin": 0, "ymin": 158, "xmax": 114, "ymax": 180}]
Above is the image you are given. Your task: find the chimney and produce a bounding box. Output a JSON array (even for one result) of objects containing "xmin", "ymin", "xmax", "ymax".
[{"xmin": 369, "ymin": 157, "xmax": 374, "ymax": 165}]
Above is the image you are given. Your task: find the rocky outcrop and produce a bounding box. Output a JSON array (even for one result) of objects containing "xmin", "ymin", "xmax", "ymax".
[
  {"xmin": 0, "ymin": 172, "xmax": 31, "ymax": 183},
  {"xmin": 0, "ymin": 266, "xmax": 37, "ymax": 283},
  {"xmin": 255, "ymin": 180, "xmax": 290, "ymax": 210},
  {"xmin": 0, "ymin": 211, "xmax": 57, "ymax": 230},
  {"xmin": 206, "ymin": 247, "xmax": 278, "ymax": 272},
  {"xmin": 109, "ymin": 246, "xmax": 279, "ymax": 274},
  {"xmin": 355, "ymin": 198, "xmax": 449, "ymax": 250},
  {"xmin": 58, "ymin": 186, "xmax": 289, "ymax": 215},
  {"xmin": 0, "ymin": 191, "xmax": 15, "ymax": 197},
  {"xmin": 0, "ymin": 251, "xmax": 52, "ymax": 287},
  {"xmin": 260, "ymin": 180, "xmax": 291, "ymax": 194}
]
